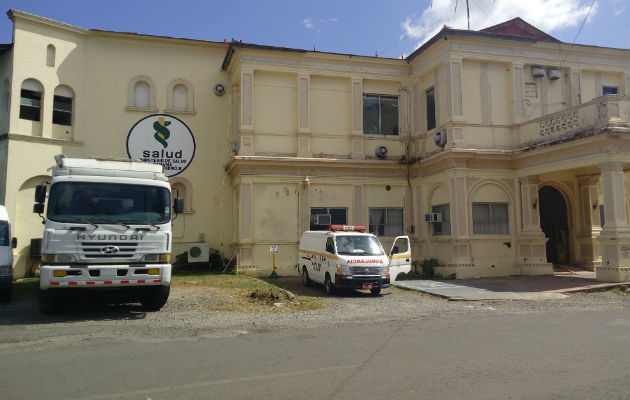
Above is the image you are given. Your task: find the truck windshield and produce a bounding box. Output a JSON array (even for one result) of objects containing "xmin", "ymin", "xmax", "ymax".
[
  {"xmin": 335, "ymin": 235, "xmax": 384, "ymax": 256},
  {"xmin": 47, "ymin": 182, "xmax": 171, "ymax": 224},
  {"xmin": 0, "ymin": 221, "xmax": 8, "ymax": 246}
]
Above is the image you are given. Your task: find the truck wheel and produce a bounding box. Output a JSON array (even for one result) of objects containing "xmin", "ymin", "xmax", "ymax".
[
  {"xmin": 38, "ymin": 289, "xmax": 58, "ymax": 314},
  {"xmin": 370, "ymin": 287, "xmax": 381, "ymax": 296},
  {"xmin": 301, "ymin": 266, "xmax": 311, "ymax": 287},
  {"xmin": 140, "ymin": 285, "xmax": 170, "ymax": 311},
  {"xmin": 324, "ymin": 274, "xmax": 335, "ymax": 295}
]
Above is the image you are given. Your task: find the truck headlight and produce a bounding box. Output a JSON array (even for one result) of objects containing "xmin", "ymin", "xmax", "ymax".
[
  {"xmin": 141, "ymin": 254, "xmax": 170, "ymax": 263},
  {"xmin": 42, "ymin": 254, "xmax": 77, "ymax": 263},
  {"xmin": 336, "ymin": 264, "xmax": 351, "ymax": 275}
]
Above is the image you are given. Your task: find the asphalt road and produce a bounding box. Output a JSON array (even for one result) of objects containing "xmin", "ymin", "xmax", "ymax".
[{"xmin": 0, "ymin": 285, "xmax": 628, "ymax": 399}]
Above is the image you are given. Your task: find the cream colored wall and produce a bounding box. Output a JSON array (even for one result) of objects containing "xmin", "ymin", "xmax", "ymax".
[
  {"xmin": 310, "ymin": 75, "xmax": 352, "ymax": 156},
  {"xmin": 0, "ymin": 49, "xmax": 12, "ymax": 135}
]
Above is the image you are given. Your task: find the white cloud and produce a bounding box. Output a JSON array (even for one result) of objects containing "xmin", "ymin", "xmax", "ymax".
[
  {"xmin": 613, "ymin": 7, "xmax": 625, "ymax": 16},
  {"xmin": 303, "ymin": 17, "xmax": 339, "ymax": 32},
  {"xmin": 401, "ymin": 0, "xmax": 598, "ymax": 48}
]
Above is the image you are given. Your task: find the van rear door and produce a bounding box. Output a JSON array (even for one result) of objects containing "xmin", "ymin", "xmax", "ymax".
[{"xmin": 389, "ymin": 236, "xmax": 411, "ymax": 281}]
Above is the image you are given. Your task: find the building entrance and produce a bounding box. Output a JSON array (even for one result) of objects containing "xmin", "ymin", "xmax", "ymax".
[{"xmin": 538, "ymin": 185, "xmax": 570, "ymax": 264}]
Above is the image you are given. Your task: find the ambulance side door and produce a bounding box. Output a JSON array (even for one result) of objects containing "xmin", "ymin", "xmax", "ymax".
[{"xmin": 389, "ymin": 236, "xmax": 411, "ymax": 281}]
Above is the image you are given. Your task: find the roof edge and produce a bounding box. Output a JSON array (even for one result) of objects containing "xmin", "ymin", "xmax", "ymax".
[{"xmin": 7, "ymin": 9, "xmax": 89, "ymax": 35}]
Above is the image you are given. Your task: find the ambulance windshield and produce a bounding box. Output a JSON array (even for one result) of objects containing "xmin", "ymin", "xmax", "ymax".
[{"xmin": 335, "ymin": 235, "xmax": 384, "ymax": 256}]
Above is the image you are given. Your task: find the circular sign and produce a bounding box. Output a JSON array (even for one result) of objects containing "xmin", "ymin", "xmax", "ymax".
[{"xmin": 126, "ymin": 114, "xmax": 196, "ymax": 177}]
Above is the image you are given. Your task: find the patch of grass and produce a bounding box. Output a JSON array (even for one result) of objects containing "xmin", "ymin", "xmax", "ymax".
[
  {"xmin": 611, "ymin": 286, "xmax": 629, "ymax": 296},
  {"xmin": 12, "ymin": 278, "xmax": 39, "ymax": 299},
  {"xmin": 172, "ymin": 272, "xmax": 324, "ymax": 313}
]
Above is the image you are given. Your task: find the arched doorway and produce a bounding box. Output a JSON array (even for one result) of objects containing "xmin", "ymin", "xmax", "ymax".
[{"xmin": 538, "ymin": 185, "xmax": 569, "ymax": 265}]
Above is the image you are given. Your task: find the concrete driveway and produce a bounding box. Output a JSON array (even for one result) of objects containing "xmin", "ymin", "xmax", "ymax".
[{"xmin": 394, "ymin": 269, "xmax": 628, "ymax": 300}]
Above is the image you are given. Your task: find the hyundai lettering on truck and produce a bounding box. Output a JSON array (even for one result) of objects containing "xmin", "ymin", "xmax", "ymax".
[
  {"xmin": 33, "ymin": 154, "xmax": 183, "ymax": 313},
  {"xmin": 298, "ymin": 225, "xmax": 411, "ymax": 296}
]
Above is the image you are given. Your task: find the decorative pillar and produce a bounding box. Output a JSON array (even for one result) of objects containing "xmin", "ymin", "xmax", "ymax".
[
  {"xmin": 570, "ymin": 68, "xmax": 581, "ymax": 106},
  {"xmin": 516, "ymin": 176, "xmax": 553, "ymax": 275},
  {"xmin": 576, "ymin": 175, "xmax": 602, "ymax": 270},
  {"xmin": 239, "ymin": 69, "xmax": 255, "ymax": 155},
  {"xmin": 297, "ymin": 73, "xmax": 312, "ymax": 157},
  {"xmin": 513, "ymin": 64, "xmax": 524, "ymax": 123},
  {"xmin": 445, "ymin": 167, "xmax": 473, "ymax": 275},
  {"xmin": 238, "ymin": 182, "xmax": 253, "ymax": 269},
  {"xmin": 596, "ymin": 162, "xmax": 630, "ymax": 282},
  {"xmin": 351, "ymin": 78, "xmax": 364, "ymax": 159}
]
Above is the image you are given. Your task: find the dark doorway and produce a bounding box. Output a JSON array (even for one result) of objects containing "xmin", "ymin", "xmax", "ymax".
[{"xmin": 538, "ymin": 185, "xmax": 570, "ymax": 264}]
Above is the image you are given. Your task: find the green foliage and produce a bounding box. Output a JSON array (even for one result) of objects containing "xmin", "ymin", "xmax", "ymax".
[
  {"xmin": 447, "ymin": 273, "xmax": 457, "ymax": 280},
  {"xmin": 420, "ymin": 258, "xmax": 440, "ymax": 278}
]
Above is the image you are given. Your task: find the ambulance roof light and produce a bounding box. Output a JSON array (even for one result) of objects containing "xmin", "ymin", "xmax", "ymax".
[{"xmin": 329, "ymin": 225, "xmax": 366, "ymax": 233}]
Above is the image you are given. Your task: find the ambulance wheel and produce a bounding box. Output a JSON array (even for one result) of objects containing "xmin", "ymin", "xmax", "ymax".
[
  {"xmin": 301, "ymin": 266, "xmax": 311, "ymax": 287},
  {"xmin": 38, "ymin": 289, "xmax": 59, "ymax": 314},
  {"xmin": 141, "ymin": 285, "xmax": 170, "ymax": 311},
  {"xmin": 324, "ymin": 274, "xmax": 335, "ymax": 295},
  {"xmin": 370, "ymin": 287, "xmax": 381, "ymax": 296}
]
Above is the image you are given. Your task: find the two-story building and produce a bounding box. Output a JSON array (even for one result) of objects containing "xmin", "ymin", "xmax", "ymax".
[{"xmin": 1, "ymin": 10, "xmax": 628, "ymax": 281}]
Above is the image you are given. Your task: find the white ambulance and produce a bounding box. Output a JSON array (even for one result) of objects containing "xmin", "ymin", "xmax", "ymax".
[
  {"xmin": 298, "ymin": 225, "xmax": 411, "ymax": 295},
  {"xmin": 0, "ymin": 205, "xmax": 17, "ymax": 302}
]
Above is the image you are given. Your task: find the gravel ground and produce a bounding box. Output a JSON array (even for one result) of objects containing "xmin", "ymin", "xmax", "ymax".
[{"xmin": 0, "ymin": 277, "xmax": 627, "ymax": 345}]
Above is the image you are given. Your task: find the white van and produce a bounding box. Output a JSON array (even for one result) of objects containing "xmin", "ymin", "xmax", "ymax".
[
  {"xmin": 0, "ymin": 205, "xmax": 17, "ymax": 302},
  {"xmin": 298, "ymin": 225, "xmax": 411, "ymax": 295}
]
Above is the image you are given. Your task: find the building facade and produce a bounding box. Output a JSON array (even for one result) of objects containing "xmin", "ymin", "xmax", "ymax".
[{"xmin": 1, "ymin": 11, "xmax": 629, "ymax": 281}]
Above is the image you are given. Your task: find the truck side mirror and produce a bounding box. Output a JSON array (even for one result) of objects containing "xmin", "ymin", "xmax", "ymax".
[
  {"xmin": 33, "ymin": 203, "xmax": 45, "ymax": 214},
  {"xmin": 11, "ymin": 237, "xmax": 17, "ymax": 249},
  {"xmin": 173, "ymin": 198, "xmax": 184, "ymax": 214},
  {"xmin": 34, "ymin": 184, "xmax": 47, "ymax": 203}
]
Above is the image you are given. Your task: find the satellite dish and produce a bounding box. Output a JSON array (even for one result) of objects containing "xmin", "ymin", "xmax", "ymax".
[{"xmin": 375, "ymin": 145, "xmax": 388, "ymax": 158}]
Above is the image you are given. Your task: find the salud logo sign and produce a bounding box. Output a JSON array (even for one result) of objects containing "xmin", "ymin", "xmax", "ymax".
[{"xmin": 126, "ymin": 114, "xmax": 196, "ymax": 177}]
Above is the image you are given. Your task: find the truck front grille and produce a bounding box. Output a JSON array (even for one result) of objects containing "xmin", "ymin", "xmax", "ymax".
[
  {"xmin": 350, "ymin": 266, "xmax": 381, "ymax": 275},
  {"xmin": 81, "ymin": 242, "xmax": 138, "ymax": 258}
]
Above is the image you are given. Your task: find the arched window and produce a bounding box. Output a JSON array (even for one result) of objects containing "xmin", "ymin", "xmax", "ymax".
[
  {"xmin": 46, "ymin": 44, "xmax": 56, "ymax": 67},
  {"xmin": 134, "ymin": 81, "xmax": 150, "ymax": 108},
  {"xmin": 173, "ymin": 84, "xmax": 188, "ymax": 110},
  {"xmin": 127, "ymin": 76, "xmax": 156, "ymax": 110},
  {"xmin": 166, "ymin": 78, "xmax": 194, "ymax": 112},
  {"xmin": 20, "ymin": 79, "xmax": 43, "ymax": 121},
  {"xmin": 53, "ymin": 85, "xmax": 74, "ymax": 126}
]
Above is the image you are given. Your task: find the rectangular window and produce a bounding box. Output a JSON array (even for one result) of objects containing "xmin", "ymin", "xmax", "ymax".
[
  {"xmin": 472, "ymin": 203, "xmax": 509, "ymax": 234},
  {"xmin": 431, "ymin": 204, "xmax": 450, "ymax": 235},
  {"xmin": 426, "ymin": 87, "xmax": 436, "ymax": 131},
  {"xmin": 363, "ymin": 94, "xmax": 398, "ymax": 135},
  {"xmin": 603, "ymin": 86, "xmax": 618, "ymax": 95},
  {"xmin": 53, "ymin": 95, "xmax": 73, "ymax": 126},
  {"xmin": 369, "ymin": 208, "xmax": 403, "ymax": 237},
  {"xmin": 310, "ymin": 207, "xmax": 347, "ymax": 230},
  {"xmin": 19, "ymin": 89, "xmax": 41, "ymax": 121}
]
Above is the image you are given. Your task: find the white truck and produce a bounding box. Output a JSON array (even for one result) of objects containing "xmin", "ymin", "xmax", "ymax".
[
  {"xmin": 298, "ymin": 225, "xmax": 411, "ymax": 295},
  {"xmin": 0, "ymin": 205, "xmax": 17, "ymax": 302},
  {"xmin": 33, "ymin": 155, "xmax": 183, "ymax": 313}
]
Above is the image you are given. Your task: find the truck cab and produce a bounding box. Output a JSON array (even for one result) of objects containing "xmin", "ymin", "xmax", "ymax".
[{"xmin": 34, "ymin": 155, "xmax": 183, "ymax": 313}]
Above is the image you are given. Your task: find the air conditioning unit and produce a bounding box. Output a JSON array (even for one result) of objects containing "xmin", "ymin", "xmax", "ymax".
[
  {"xmin": 375, "ymin": 145, "xmax": 388, "ymax": 158},
  {"xmin": 434, "ymin": 130, "xmax": 447, "ymax": 147},
  {"xmin": 425, "ymin": 213, "xmax": 442, "ymax": 223},
  {"xmin": 547, "ymin": 69, "xmax": 561, "ymax": 80},
  {"xmin": 532, "ymin": 67, "xmax": 546, "ymax": 78},
  {"xmin": 311, "ymin": 214, "xmax": 332, "ymax": 226},
  {"xmin": 188, "ymin": 243, "xmax": 210, "ymax": 263}
]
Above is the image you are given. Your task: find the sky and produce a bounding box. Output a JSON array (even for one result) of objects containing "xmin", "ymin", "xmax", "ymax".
[{"xmin": 0, "ymin": 0, "xmax": 628, "ymax": 58}]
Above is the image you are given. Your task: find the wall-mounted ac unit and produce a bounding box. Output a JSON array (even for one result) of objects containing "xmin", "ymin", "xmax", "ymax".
[
  {"xmin": 188, "ymin": 243, "xmax": 210, "ymax": 263},
  {"xmin": 311, "ymin": 214, "xmax": 332, "ymax": 226},
  {"xmin": 375, "ymin": 145, "xmax": 388, "ymax": 158},
  {"xmin": 434, "ymin": 130, "xmax": 447, "ymax": 147},
  {"xmin": 547, "ymin": 69, "xmax": 561, "ymax": 80},
  {"xmin": 425, "ymin": 213, "xmax": 442, "ymax": 223},
  {"xmin": 532, "ymin": 67, "xmax": 546, "ymax": 78}
]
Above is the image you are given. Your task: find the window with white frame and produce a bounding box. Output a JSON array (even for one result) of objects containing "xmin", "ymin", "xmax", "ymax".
[
  {"xmin": 472, "ymin": 203, "xmax": 509, "ymax": 234},
  {"xmin": 369, "ymin": 208, "xmax": 403, "ymax": 236},
  {"xmin": 363, "ymin": 94, "xmax": 398, "ymax": 135},
  {"xmin": 20, "ymin": 79, "xmax": 43, "ymax": 122},
  {"xmin": 52, "ymin": 85, "xmax": 73, "ymax": 126},
  {"xmin": 431, "ymin": 204, "xmax": 450, "ymax": 235}
]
